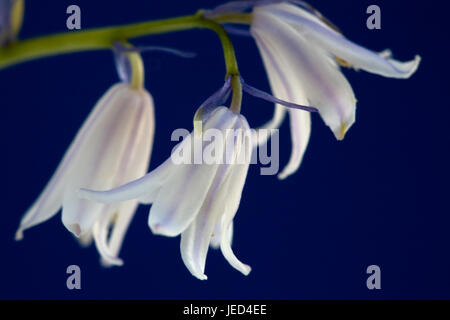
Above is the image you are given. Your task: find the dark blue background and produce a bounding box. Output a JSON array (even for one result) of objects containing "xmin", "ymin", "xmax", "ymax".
[{"xmin": 1, "ymin": 0, "xmax": 449, "ymax": 299}]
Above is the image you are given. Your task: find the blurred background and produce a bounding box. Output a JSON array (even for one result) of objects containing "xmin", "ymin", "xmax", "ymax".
[{"xmin": 1, "ymin": 0, "xmax": 449, "ymax": 299}]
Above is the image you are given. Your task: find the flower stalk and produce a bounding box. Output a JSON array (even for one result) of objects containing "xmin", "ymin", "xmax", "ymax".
[
  {"xmin": 117, "ymin": 42, "xmax": 145, "ymax": 90},
  {"xmin": 0, "ymin": 11, "xmax": 243, "ymax": 79},
  {"xmin": 229, "ymin": 75, "xmax": 242, "ymax": 113},
  {"xmin": 209, "ymin": 12, "xmax": 252, "ymax": 25}
]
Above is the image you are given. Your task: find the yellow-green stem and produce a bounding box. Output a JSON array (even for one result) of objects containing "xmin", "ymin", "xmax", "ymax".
[
  {"xmin": 128, "ymin": 51, "xmax": 145, "ymax": 90},
  {"xmin": 0, "ymin": 13, "xmax": 241, "ymax": 79},
  {"xmin": 230, "ymin": 75, "xmax": 242, "ymax": 113},
  {"xmin": 118, "ymin": 42, "xmax": 145, "ymax": 90},
  {"xmin": 210, "ymin": 13, "xmax": 253, "ymax": 25}
]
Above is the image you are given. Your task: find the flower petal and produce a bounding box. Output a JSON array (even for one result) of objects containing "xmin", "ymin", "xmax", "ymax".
[
  {"xmin": 97, "ymin": 91, "xmax": 154, "ymax": 266},
  {"xmin": 16, "ymin": 84, "xmax": 124, "ymax": 239},
  {"xmin": 218, "ymin": 125, "xmax": 252, "ymax": 276},
  {"xmin": 252, "ymin": 27, "xmax": 311, "ymax": 177},
  {"xmin": 279, "ymin": 109, "xmax": 310, "ymax": 179},
  {"xmin": 101, "ymin": 201, "xmax": 138, "ymax": 267},
  {"xmin": 62, "ymin": 85, "xmax": 153, "ymax": 236},
  {"xmin": 249, "ymin": 41, "xmax": 288, "ymax": 147},
  {"xmin": 78, "ymin": 231, "xmax": 93, "ymax": 247},
  {"xmin": 210, "ymin": 220, "xmax": 233, "ymax": 249},
  {"xmin": 180, "ymin": 163, "xmax": 233, "ymax": 280},
  {"xmin": 252, "ymin": 105, "xmax": 286, "ymax": 148},
  {"xmin": 180, "ymin": 116, "xmax": 245, "ymax": 279},
  {"xmin": 62, "ymin": 189, "xmax": 105, "ymax": 237},
  {"xmin": 149, "ymin": 107, "xmax": 239, "ymax": 237},
  {"xmin": 252, "ymin": 10, "xmax": 356, "ymax": 139},
  {"xmin": 79, "ymin": 157, "xmax": 172, "ymax": 205},
  {"xmin": 93, "ymin": 208, "xmax": 124, "ymax": 266},
  {"xmin": 266, "ymin": 3, "xmax": 421, "ymax": 78}
]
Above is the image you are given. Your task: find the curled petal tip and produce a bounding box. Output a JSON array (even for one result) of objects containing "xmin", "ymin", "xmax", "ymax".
[
  {"xmin": 242, "ymin": 265, "xmax": 252, "ymax": 276},
  {"xmin": 333, "ymin": 118, "xmax": 354, "ymax": 140},
  {"xmin": 68, "ymin": 223, "xmax": 82, "ymax": 237},
  {"xmin": 277, "ymin": 171, "xmax": 290, "ymax": 180},
  {"xmin": 189, "ymin": 262, "xmax": 208, "ymax": 280},
  {"xmin": 407, "ymin": 55, "xmax": 422, "ymax": 78},
  {"xmin": 336, "ymin": 122, "xmax": 349, "ymax": 141},
  {"xmin": 15, "ymin": 229, "xmax": 24, "ymax": 241},
  {"xmin": 101, "ymin": 257, "xmax": 124, "ymax": 268},
  {"xmin": 384, "ymin": 53, "xmax": 421, "ymax": 79},
  {"xmin": 149, "ymin": 221, "xmax": 179, "ymax": 237},
  {"xmin": 195, "ymin": 273, "xmax": 208, "ymax": 281},
  {"xmin": 149, "ymin": 222, "xmax": 161, "ymax": 234}
]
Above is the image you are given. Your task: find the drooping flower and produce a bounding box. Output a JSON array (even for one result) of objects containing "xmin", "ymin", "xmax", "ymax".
[
  {"xmin": 249, "ymin": 1, "xmax": 421, "ymax": 178},
  {"xmin": 80, "ymin": 105, "xmax": 253, "ymax": 280},
  {"xmin": 77, "ymin": 72, "xmax": 318, "ymax": 278},
  {"xmin": 0, "ymin": 0, "xmax": 24, "ymax": 46},
  {"xmin": 16, "ymin": 82, "xmax": 155, "ymax": 266}
]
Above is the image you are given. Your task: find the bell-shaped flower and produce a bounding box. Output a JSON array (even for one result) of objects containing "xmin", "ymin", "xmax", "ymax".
[
  {"xmin": 0, "ymin": 0, "xmax": 24, "ymax": 46},
  {"xmin": 80, "ymin": 106, "xmax": 253, "ymax": 280},
  {"xmin": 16, "ymin": 83, "xmax": 155, "ymax": 266},
  {"xmin": 249, "ymin": 1, "xmax": 421, "ymax": 178}
]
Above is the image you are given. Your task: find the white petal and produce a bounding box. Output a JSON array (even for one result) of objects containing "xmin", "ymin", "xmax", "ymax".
[
  {"xmin": 180, "ymin": 163, "xmax": 233, "ymax": 280},
  {"xmin": 62, "ymin": 188, "xmax": 105, "ymax": 236},
  {"xmin": 251, "ymin": 24, "xmax": 290, "ymax": 148},
  {"xmin": 78, "ymin": 107, "xmax": 233, "ymax": 209},
  {"xmin": 252, "ymin": 27, "xmax": 311, "ymax": 178},
  {"xmin": 79, "ymin": 157, "xmax": 171, "ymax": 205},
  {"xmin": 78, "ymin": 231, "xmax": 93, "ymax": 247},
  {"xmin": 264, "ymin": 4, "xmax": 421, "ymax": 78},
  {"xmin": 148, "ymin": 108, "xmax": 238, "ymax": 237},
  {"xmin": 100, "ymin": 201, "xmax": 138, "ymax": 267},
  {"xmin": 278, "ymin": 109, "xmax": 311, "ymax": 179},
  {"xmin": 220, "ymin": 225, "xmax": 251, "ymax": 276},
  {"xmin": 16, "ymin": 84, "xmax": 124, "ymax": 239},
  {"xmin": 252, "ymin": 105, "xmax": 286, "ymax": 147},
  {"xmin": 62, "ymin": 85, "xmax": 153, "ymax": 236},
  {"xmin": 93, "ymin": 207, "xmax": 124, "ymax": 266},
  {"xmin": 252, "ymin": 11, "xmax": 356, "ymax": 139},
  {"xmin": 218, "ymin": 125, "xmax": 252, "ymax": 276},
  {"xmin": 98, "ymin": 94, "xmax": 154, "ymax": 266},
  {"xmin": 180, "ymin": 116, "xmax": 244, "ymax": 279},
  {"xmin": 210, "ymin": 221, "xmax": 233, "ymax": 249}
]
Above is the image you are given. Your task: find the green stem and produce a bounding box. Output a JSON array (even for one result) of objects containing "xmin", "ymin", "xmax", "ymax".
[
  {"xmin": 230, "ymin": 75, "xmax": 242, "ymax": 113},
  {"xmin": 210, "ymin": 13, "xmax": 253, "ymax": 25},
  {"xmin": 0, "ymin": 13, "xmax": 241, "ymax": 77},
  {"xmin": 128, "ymin": 51, "xmax": 145, "ymax": 90}
]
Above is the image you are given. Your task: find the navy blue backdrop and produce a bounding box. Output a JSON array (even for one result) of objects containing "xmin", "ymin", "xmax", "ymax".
[{"xmin": 1, "ymin": 0, "xmax": 449, "ymax": 299}]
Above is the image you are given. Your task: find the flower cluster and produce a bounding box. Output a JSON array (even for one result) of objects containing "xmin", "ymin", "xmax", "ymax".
[{"xmin": 13, "ymin": 1, "xmax": 420, "ymax": 279}]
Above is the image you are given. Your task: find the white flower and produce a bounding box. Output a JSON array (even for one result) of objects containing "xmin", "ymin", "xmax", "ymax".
[
  {"xmin": 250, "ymin": 2, "xmax": 421, "ymax": 178},
  {"xmin": 16, "ymin": 83, "xmax": 155, "ymax": 266},
  {"xmin": 80, "ymin": 106, "xmax": 252, "ymax": 280}
]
